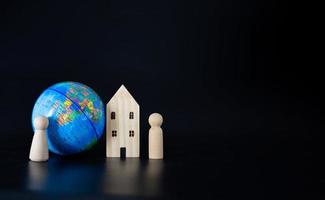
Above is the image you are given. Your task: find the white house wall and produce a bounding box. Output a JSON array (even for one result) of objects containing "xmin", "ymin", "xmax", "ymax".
[
  {"xmin": 106, "ymin": 99, "xmax": 118, "ymax": 157},
  {"xmin": 106, "ymin": 85, "xmax": 140, "ymax": 158}
]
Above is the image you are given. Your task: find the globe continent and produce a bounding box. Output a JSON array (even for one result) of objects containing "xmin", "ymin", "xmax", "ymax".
[{"xmin": 32, "ymin": 82, "xmax": 105, "ymax": 155}]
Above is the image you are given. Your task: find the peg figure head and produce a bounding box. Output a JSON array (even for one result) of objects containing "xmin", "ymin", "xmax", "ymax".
[
  {"xmin": 149, "ymin": 113, "xmax": 163, "ymax": 127},
  {"xmin": 33, "ymin": 116, "xmax": 49, "ymax": 130}
]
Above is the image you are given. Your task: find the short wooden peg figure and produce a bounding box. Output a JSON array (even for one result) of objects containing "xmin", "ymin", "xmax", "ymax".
[
  {"xmin": 148, "ymin": 113, "xmax": 164, "ymax": 159},
  {"xmin": 29, "ymin": 116, "xmax": 49, "ymax": 162}
]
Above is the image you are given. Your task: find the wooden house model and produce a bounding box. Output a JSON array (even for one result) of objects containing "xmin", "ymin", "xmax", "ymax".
[{"xmin": 106, "ymin": 85, "xmax": 140, "ymax": 157}]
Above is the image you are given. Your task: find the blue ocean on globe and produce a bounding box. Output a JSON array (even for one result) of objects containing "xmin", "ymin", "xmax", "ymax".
[{"xmin": 32, "ymin": 82, "xmax": 105, "ymax": 155}]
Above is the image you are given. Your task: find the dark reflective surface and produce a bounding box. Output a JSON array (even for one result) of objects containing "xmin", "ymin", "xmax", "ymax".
[
  {"xmin": 26, "ymin": 159, "xmax": 105, "ymax": 195},
  {"xmin": 102, "ymin": 159, "xmax": 163, "ymax": 197},
  {"xmin": 25, "ymin": 158, "xmax": 164, "ymax": 197}
]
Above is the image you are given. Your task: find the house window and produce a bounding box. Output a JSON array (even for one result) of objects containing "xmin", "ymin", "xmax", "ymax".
[
  {"xmin": 111, "ymin": 112, "xmax": 116, "ymax": 120},
  {"xmin": 112, "ymin": 130, "xmax": 117, "ymax": 137},
  {"xmin": 129, "ymin": 112, "xmax": 134, "ymax": 119},
  {"xmin": 129, "ymin": 130, "xmax": 135, "ymax": 137}
]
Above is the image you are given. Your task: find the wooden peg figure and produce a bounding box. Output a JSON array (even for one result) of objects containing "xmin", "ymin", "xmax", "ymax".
[
  {"xmin": 29, "ymin": 116, "xmax": 49, "ymax": 162},
  {"xmin": 148, "ymin": 113, "xmax": 163, "ymax": 159}
]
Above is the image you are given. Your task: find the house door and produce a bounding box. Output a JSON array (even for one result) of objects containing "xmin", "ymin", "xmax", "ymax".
[{"xmin": 120, "ymin": 147, "xmax": 126, "ymax": 159}]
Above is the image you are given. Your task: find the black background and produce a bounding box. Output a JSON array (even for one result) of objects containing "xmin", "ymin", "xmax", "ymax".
[{"xmin": 0, "ymin": 0, "xmax": 321, "ymax": 199}]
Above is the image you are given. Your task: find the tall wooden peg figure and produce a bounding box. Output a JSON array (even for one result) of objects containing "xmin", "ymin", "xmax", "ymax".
[
  {"xmin": 29, "ymin": 116, "xmax": 49, "ymax": 162},
  {"xmin": 148, "ymin": 113, "xmax": 164, "ymax": 159}
]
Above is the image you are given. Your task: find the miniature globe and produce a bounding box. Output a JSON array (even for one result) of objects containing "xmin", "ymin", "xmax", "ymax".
[{"xmin": 32, "ymin": 82, "xmax": 105, "ymax": 155}]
